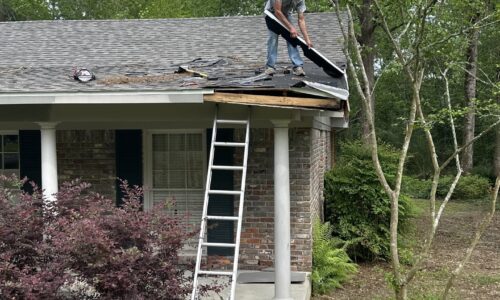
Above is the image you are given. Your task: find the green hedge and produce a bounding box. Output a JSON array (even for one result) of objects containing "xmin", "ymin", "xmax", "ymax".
[
  {"xmin": 402, "ymin": 176, "xmax": 432, "ymax": 199},
  {"xmin": 325, "ymin": 141, "xmax": 414, "ymax": 261},
  {"xmin": 402, "ymin": 174, "xmax": 491, "ymax": 200}
]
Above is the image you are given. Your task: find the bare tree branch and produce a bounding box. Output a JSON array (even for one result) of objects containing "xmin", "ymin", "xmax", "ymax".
[
  {"xmin": 332, "ymin": 0, "xmax": 367, "ymax": 104},
  {"xmin": 373, "ymin": 0, "xmax": 414, "ymax": 82},
  {"xmin": 435, "ymin": 68, "xmax": 463, "ymax": 225},
  {"xmin": 455, "ymin": 63, "xmax": 497, "ymax": 87},
  {"xmin": 346, "ymin": 4, "xmax": 372, "ymax": 100},
  {"xmin": 442, "ymin": 176, "xmax": 499, "ymax": 299},
  {"xmin": 397, "ymin": 20, "xmax": 412, "ymax": 41},
  {"xmin": 333, "ymin": 0, "xmax": 395, "ymax": 195},
  {"xmin": 371, "ymin": 61, "xmax": 394, "ymax": 97},
  {"xmin": 440, "ymin": 118, "xmax": 500, "ymax": 172},
  {"xmin": 412, "ymin": 0, "xmax": 439, "ymax": 70}
]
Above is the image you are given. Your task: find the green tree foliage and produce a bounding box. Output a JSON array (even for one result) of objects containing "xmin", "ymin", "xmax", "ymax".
[
  {"xmin": 53, "ymin": 0, "xmax": 147, "ymax": 19},
  {"xmin": 140, "ymin": 0, "xmax": 220, "ymax": 18},
  {"xmin": 1, "ymin": 0, "xmax": 336, "ymax": 21},
  {"xmin": 312, "ymin": 219, "xmax": 357, "ymax": 295},
  {"xmin": 338, "ymin": 0, "xmax": 499, "ymax": 178},
  {"xmin": 0, "ymin": 0, "xmax": 51, "ymax": 21},
  {"xmin": 140, "ymin": 0, "xmax": 332, "ymax": 18},
  {"xmin": 325, "ymin": 141, "xmax": 414, "ymax": 261}
]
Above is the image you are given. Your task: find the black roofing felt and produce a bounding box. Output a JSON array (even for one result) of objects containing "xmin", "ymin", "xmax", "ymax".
[{"xmin": 0, "ymin": 13, "xmax": 346, "ymax": 94}]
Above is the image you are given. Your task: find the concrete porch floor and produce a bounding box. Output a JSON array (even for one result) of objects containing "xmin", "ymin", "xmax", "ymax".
[{"xmin": 196, "ymin": 271, "xmax": 311, "ymax": 300}]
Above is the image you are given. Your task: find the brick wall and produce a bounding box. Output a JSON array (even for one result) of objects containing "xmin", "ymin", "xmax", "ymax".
[
  {"xmin": 235, "ymin": 127, "xmax": 331, "ymax": 272},
  {"xmin": 56, "ymin": 130, "xmax": 116, "ymax": 198},
  {"xmin": 310, "ymin": 129, "xmax": 331, "ymax": 223},
  {"xmin": 54, "ymin": 127, "xmax": 332, "ymax": 272},
  {"xmin": 236, "ymin": 128, "xmax": 276, "ymax": 270},
  {"xmin": 289, "ymin": 128, "xmax": 314, "ymax": 271}
]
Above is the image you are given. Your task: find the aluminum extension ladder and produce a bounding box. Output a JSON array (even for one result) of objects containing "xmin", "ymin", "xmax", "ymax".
[{"xmin": 191, "ymin": 108, "xmax": 250, "ymax": 300}]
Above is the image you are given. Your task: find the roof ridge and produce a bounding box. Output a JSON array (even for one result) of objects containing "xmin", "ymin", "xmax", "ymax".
[{"xmin": 0, "ymin": 12, "xmax": 336, "ymax": 25}]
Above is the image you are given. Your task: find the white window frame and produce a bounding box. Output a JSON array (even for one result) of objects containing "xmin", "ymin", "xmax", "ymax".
[
  {"xmin": 143, "ymin": 129, "xmax": 207, "ymax": 211},
  {"xmin": 0, "ymin": 130, "xmax": 20, "ymax": 177}
]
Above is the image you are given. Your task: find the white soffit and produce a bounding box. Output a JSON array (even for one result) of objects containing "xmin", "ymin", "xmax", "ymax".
[{"xmin": 0, "ymin": 90, "xmax": 211, "ymax": 105}]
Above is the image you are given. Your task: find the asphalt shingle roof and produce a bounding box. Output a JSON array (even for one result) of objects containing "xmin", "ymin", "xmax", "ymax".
[{"xmin": 0, "ymin": 13, "xmax": 345, "ymax": 93}]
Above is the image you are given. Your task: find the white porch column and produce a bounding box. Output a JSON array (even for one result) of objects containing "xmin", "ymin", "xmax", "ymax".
[
  {"xmin": 272, "ymin": 120, "xmax": 292, "ymax": 300},
  {"xmin": 38, "ymin": 122, "xmax": 58, "ymax": 203}
]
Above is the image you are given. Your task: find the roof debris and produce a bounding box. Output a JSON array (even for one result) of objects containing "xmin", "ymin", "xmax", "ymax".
[
  {"xmin": 229, "ymin": 73, "xmax": 272, "ymax": 85},
  {"xmin": 98, "ymin": 73, "xmax": 187, "ymax": 85},
  {"xmin": 175, "ymin": 65, "xmax": 209, "ymax": 78}
]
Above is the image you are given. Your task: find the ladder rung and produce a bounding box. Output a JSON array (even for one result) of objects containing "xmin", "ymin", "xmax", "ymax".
[
  {"xmin": 214, "ymin": 142, "xmax": 246, "ymax": 147},
  {"xmin": 212, "ymin": 165, "xmax": 244, "ymax": 171},
  {"xmin": 206, "ymin": 215, "xmax": 239, "ymax": 221},
  {"xmin": 208, "ymin": 190, "xmax": 242, "ymax": 195},
  {"xmin": 217, "ymin": 119, "xmax": 248, "ymax": 125},
  {"xmin": 198, "ymin": 270, "xmax": 233, "ymax": 276},
  {"xmin": 202, "ymin": 242, "xmax": 236, "ymax": 248}
]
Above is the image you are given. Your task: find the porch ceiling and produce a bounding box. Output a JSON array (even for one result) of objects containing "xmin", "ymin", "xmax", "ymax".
[{"xmin": 0, "ymin": 102, "xmax": 342, "ymax": 130}]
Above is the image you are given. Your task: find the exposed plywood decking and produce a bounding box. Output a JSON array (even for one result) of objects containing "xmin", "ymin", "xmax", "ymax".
[{"xmin": 204, "ymin": 92, "xmax": 341, "ymax": 110}]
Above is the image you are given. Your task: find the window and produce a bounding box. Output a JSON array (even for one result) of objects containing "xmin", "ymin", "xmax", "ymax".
[
  {"xmin": 0, "ymin": 132, "xmax": 20, "ymax": 177},
  {"xmin": 152, "ymin": 132, "xmax": 204, "ymax": 190},
  {"xmin": 145, "ymin": 131, "xmax": 205, "ymax": 239}
]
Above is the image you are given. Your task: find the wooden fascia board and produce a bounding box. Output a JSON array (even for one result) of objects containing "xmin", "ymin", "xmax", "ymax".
[{"xmin": 204, "ymin": 92, "xmax": 340, "ymax": 110}]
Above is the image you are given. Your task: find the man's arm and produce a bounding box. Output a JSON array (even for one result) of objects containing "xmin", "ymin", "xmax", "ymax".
[
  {"xmin": 272, "ymin": 0, "xmax": 299, "ymax": 38},
  {"xmin": 298, "ymin": 12, "xmax": 313, "ymax": 48}
]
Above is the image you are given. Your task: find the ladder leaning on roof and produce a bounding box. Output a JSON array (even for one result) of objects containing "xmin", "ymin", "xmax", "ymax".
[{"xmin": 191, "ymin": 106, "xmax": 250, "ymax": 300}]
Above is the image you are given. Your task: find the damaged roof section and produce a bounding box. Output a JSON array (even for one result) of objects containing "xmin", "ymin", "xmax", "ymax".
[{"xmin": 0, "ymin": 13, "xmax": 348, "ymax": 111}]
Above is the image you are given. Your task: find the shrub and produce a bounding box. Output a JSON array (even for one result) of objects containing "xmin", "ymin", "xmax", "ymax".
[
  {"xmin": 0, "ymin": 176, "xmax": 196, "ymax": 300},
  {"xmin": 312, "ymin": 220, "xmax": 357, "ymax": 296},
  {"xmin": 402, "ymin": 176, "xmax": 432, "ymax": 199},
  {"xmin": 436, "ymin": 175, "xmax": 454, "ymax": 198},
  {"xmin": 441, "ymin": 174, "xmax": 491, "ymax": 200},
  {"xmin": 403, "ymin": 174, "xmax": 491, "ymax": 201},
  {"xmin": 325, "ymin": 141, "xmax": 414, "ymax": 261}
]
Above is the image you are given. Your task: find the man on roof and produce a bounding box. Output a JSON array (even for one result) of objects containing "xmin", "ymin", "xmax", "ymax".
[{"xmin": 264, "ymin": 0, "xmax": 313, "ymax": 77}]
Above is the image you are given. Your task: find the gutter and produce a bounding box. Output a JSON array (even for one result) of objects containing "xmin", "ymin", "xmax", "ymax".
[{"xmin": 0, "ymin": 89, "xmax": 213, "ymax": 105}]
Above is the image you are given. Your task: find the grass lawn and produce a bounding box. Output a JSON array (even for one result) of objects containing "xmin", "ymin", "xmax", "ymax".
[{"xmin": 313, "ymin": 199, "xmax": 499, "ymax": 300}]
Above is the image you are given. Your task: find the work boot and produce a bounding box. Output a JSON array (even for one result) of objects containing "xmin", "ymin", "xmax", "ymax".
[
  {"xmin": 293, "ymin": 66, "xmax": 306, "ymax": 76},
  {"xmin": 264, "ymin": 66, "xmax": 276, "ymax": 76}
]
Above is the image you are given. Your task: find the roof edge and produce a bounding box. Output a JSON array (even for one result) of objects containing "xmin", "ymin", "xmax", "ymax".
[
  {"xmin": 0, "ymin": 89, "xmax": 213, "ymax": 105},
  {"xmin": 0, "ymin": 12, "xmax": 337, "ymax": 25}
]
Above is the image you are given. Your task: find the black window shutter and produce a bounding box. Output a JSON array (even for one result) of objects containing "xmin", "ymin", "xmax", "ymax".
[
  {"xmin": 19, "ymin": 130, "xmax": 42, "ymax": 194},
  {"xmin": 206, "ymin": 128, "xmax": 235, "ymax": 256},
  {"xmin": 115, "ymin": 130, "xmax": 143, "ymax": 206}
]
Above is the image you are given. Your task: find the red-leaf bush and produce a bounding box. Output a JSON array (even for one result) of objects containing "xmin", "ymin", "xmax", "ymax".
[{"xmin": 0, "ymin": 176, "xmax": 196, "ymax": 299}]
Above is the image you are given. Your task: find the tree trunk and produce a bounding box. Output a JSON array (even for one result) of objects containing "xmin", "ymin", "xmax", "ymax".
[
  {"xmin": 396, "ymin": 286, "xmax": 408, "ymax": 300},
  {"xmin": 357, "ymin": 0, "xmax": 376, "ymax": 144},
  {"xmin": 495, "ymin": 124, "xmax": 500, "ymax": 176},
  {"xmin": 495, "ymin": 71, "xmax": 500, "ymax": 177},
  {"xmin": 461, "ymin": 16, "xmax": 480, "ymax": 173}
]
